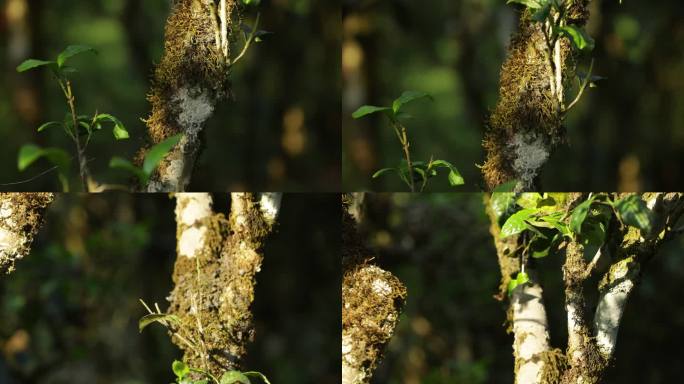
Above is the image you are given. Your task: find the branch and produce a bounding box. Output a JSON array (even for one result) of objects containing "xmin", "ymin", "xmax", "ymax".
[{"xmin": 0, "ymin": 193, "xmax": 54, "ymax": 274}]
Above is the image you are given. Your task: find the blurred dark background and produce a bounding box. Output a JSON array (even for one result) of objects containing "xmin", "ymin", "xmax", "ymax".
[
  {"xmin": 358, "ymin": 193, "xmax": 684, "ymax": 383},
  {"xmin": 0, "ymin": 193, "xmax": 340, "ymax": 384},
  {"xmin": 342, "ymin": 0, "xmax": 684, "ymax": 191},
  {"xmin": 0, "ymin": 0, "xmax": 340, "ymax": 191}
]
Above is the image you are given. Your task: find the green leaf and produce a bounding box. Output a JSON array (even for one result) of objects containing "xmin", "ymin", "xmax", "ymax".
[
  {"xmin": 500, "ymin": 209, "xmax": 535, "ymax": 238},
  {"xmin": 94, "ymin": 113, "xmax": 129, "ymax": 140},
  {"xmin": 613, "ymin": 195, "xmax": 652, "ymax": 234},
  {"xmin": 143, "ymin": 134, "xmax": 183, "ymax": 177},
  {"xmin": 351, "ymin": 105, "xmax": 393, "ymax": 119},
  {"xmin": 569, "ymin": 198, "xmax": 594, "ymax": 235},
  {"xmin": 490, "ymin": 193, "xmax": 516, "ymax": 222},
  {"xmin": 517, "ymin": 193, "xmax": 544, "ymax": 209},
  {"xmin": 531, "ymin": 2, "xmax": 552, "ymax": 22},
  {"xmin": 16, "ymin": 59, "xmax": 56, "ymax": 73},
  {"xmin": 429, "ymin": 160, "xmax": 464, "ymax": 186},
  {"xmin": 581, "ymin": 221, "xmax": 606, "ymax": 260},
  {"xmin": 17, "ymin": 145, "xmax": 70, "ymax": 172},
  {"xmin": 36, "ymin": 121, "xmax": 62, "ymax": 133},
  {"xmin": 372, "ymin": 168, "xmax": 395, "ymax": 179},
  {"xmin": 220, "ymin": 371, "xmax": 251, "ymax": 384},
  {"xmin": 57, "ymin": 45, "xmax": 97, "ymax": 68},
  {"xmin": 172, "ymin": 360, "xmax": 190, "ymax": 379},
  {"xmin": 243, "ymin": 372, "xmax": 272, "ymax": 384},
  {"xmin": 507, "ymin": 272, "xmax": 531, "ymax": 296},
  {"xmin": 493, "ymin": 180, "xmax": 517, "ymax": 193},
  {"xmin": 110, "ymin": 157, "xmax": 147, "ymax": 185},
  {"xmin": 506, "ymin": 0, "xmax": 544, "ymax": 10},
  {"xmin": 138, "ymin": 313, "xmax": 181, "ymax": 333},
  {"xmin": 559, "ymin": 25, "xmax": 595, "ymax": 51},
  {"xmin": 392, "ymin": 91, "xmax": 433, "ymax": 114}
]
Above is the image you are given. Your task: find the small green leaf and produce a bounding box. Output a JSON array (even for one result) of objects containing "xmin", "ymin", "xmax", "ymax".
[
  {"xmin": 220, "ymin": 371, "xmax": 251, "ymax": 384},
  {"xmin": 493, "ymin": 180, "xmax": 517, "ymax": 193},
  {"xmin": 613, "ymin": 195, "xmax": 652, "ymax": 234},
  {"xmin": 559, "ymin": 25, "xmax": 595, "ymax": 51},
  {"xmin": 95, "ymin": 113, "xmax": 129, "ymax": 140},
  {"xmin": 243, "ymin": 372, "xmax": 272, "ymax": 384},
  {"xmin": 429, "ymin": 160, "xmax": 465, "ymax": 186},
  {"xmin": 500, "ymin": 209, "xmax": 535, "ymax": 238},
  {"xmin": 57, "ymin": 44, "xmax": 97, "ymax": 68},
  {"xmin": 392, "ymin": 91, "xmax": 433, "ymax": 114},
  {"xmin": 138, "ymin": 313, "xmax": 181, "ymax": 333},
  {"xmin": 507, "ymin": 272, "xmax": 531, "ymax": 296},
  {"xmin": 17, "ymin": 145, "xmax": 45, "ymax": 171},
  {"xmin": 17, "ymin": 145, "xmax": 70, "ymax": 172},
  {"xmin": 172, "ymin": 360, "xmax": 190, "ymax": 379},
  {"xmin": 372, "ymin": 168, "xmax": 395, "ymax": 179},
  {"xmin": 490, "ymin": 193, "xmax": 516, "ymax": 222},
  {"xmin": 506, "ymin": 0, "xmax": 543, "ymax": 10},
  {"xmin": 143, "ymin": 134, "xmax": 183, "ymax": 177},
  {"xmin": 531, "ymin": 2, "xmax": 552, "ymax": 22},
  {"xmin": 16, "ymin": 59, "xmax": 56, "ymax": 73},
  {"xmin": 569, "ymin": 198, "xmax": 594, "ymax": 235},
  {"xmin": 351, "ymin": 105, "xmax": 393, "ymax": 119},
  {"xmin": 37, "ymin": 121, "xmax": 62, "ymax": 132}
]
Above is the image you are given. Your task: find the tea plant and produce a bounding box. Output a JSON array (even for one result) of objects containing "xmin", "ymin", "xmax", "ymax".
[
  {"xmin": 16, "ymin": 45, "xmax": 129, "ymax": 191},
  {"xmin": 493, "ymin": 192, "xmax": 652, "ymax": 295},
  {"xmin": 352, "ymin": 91, "xmax": 464, "ymax": 192}
]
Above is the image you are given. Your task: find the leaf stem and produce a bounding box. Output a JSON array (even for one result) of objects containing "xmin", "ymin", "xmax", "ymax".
[{"xmin": 391, "ymin": 120, "xmax": 415, "ymax": 192}]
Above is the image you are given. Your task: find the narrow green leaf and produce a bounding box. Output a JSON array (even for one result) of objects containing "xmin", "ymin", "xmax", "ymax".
[
  {"xmin": 392, "ymin": 91, "xmax": 433, "ymax": 114},
  {"xmin": 372, "ymin": 168, "xmax": 395, "ymax": 179},
  {"xmin": 506, "ymin": 0, "xmax": 543, "ymax": 10},
  {"xmin": 220, "ymin": 371, "xmax": 251, "ymax": 384},
  {"xmin": 613, "ymin": 195, "xmax": 652, "ymax": 234},
  {"xmin": 17, "ymin": 145, "xmax": 45, "ymax": 171},
  {"xmin": 138, "ymin": 313, "xmax": 181, "ymax": 333},
  {"xmin": 448, "ymin": 169, "xmax": 465, "ymax": 186},
  {"xmin": 143, "ymin": 134, "xmax": 183, "ymax": 177},
  {"xmin": 57, "ymin": 45, "xmax": 97, "ymax": 67},
  {"xmin": 569, "ymin": 198, "xmax": 594, "ymax": 235},
  {"xmin": 16, "ymin": 59, "xmax": 55, "ymax": 73},
  {"xmin": 559, "ymin": 25, "xmax": 595, "ymax": 51},
  {"xmin": 95, "ymin": 113, "xmax": 129, "ymax": 140},
  {"xmin": 351, "ymin": 105, "xmax": 392, "ymax": 119},
  {"xmin": 243, "ymin": 372, "xmax": 272, "ymax": 384},
  {"xmin": 172, "ymin": 360, "xmax": 190, "ymax": 379},
  {"xmin": 37, "ymin": 121, "xmax": 62, "ymax": 132},
  {"xmin": 500, "ymin": 209, "xmax": 535, "ymax": 238}
]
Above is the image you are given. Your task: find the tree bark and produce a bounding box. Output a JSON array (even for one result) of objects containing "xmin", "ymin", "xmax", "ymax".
[
  {"xmin": 341, "ymin": 194, "xmax": 407, "ymax": 384},
  {"xmin": 482, "ymin": 1, "xmax": 590, "ymax": 191},
  {"xmin": 0, "ymin": 193, "xmax": 53, "ymax": 274},
  {"xmin": 145, "ymin": 0, "xmax": 235, "ymax": 191},
  {"xmin": 168, "ymin": 192, "xmax": 280, "ymax": 377}
]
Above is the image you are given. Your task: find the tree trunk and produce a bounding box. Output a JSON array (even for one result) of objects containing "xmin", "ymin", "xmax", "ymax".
[
  {"xmin": 482, "ymin": 2, "xmax": 590, "ymax": 191},
  {"xmin": 168, "ymin": 192, "xmax": 280, "ymax": 377},
  {"xmin": 341, "ymin": 194, "xmax": 407, "ymax": 384},
  {"xmin": 0, "ymin": 193, "xmax": 53, "ymax": 274},
  {"xmin": 145, "ymin": 0, "xmax": 235, "ymax": 191}
]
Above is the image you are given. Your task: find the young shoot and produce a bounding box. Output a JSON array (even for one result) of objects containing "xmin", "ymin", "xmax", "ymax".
[
  {"xmin": 15, "ymin": 45, "xmax": 130, "ymax": 192},
  {"xmin": 352, "ymin": 91, "xmax": 465, "ymax": 192}
]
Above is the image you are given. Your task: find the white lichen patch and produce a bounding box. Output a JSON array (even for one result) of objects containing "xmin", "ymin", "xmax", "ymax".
[
  {"xmin": 509, "ymin": 132, "xmax": 549, "ymax": 188},
  {"xmin": 0, "ymin": 227, "xmax": 25, "ymax": 257},
  {"xmin": 258, "ymin": 193, "xmax": 282, "ymax": 224},
  {"xmin": 173, "ymin": 86, "xmax": 213, "ymax": 134},
  {"xmin": 372, "ymin": 278, "xmax": 392, "ymax": 297},
  {"xmin": 178, "ymin": 227, "xmax": 207, "ymax": 258},
  {"xmin": 178, "ymin": 194, "xmax": 213, "ymax": 226}
]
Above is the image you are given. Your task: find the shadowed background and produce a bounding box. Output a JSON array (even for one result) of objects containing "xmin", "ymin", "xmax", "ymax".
[
  {"xmin": 358, "ymin": 193, "xmax": 684, "ymax": 383},
  {"xmin": 0, "ymin": 193, "xmax": 340, "ymax": 384},
  {"xmin": 342, "ymin": 0, "xmax": 684, "ymax": 191},
  {"xmin": 0, "ymin": 0, "xmax": 340, "ymax": 191}
]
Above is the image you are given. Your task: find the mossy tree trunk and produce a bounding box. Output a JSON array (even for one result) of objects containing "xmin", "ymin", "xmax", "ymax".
[
  {"xmin": 145, "ymin": 0, "xmax": 235, "ymax": 191},
  {"xmin": 486, "ymin": 193, "xmax": 684, "ymax": 383},
  {"xmin": 341, "ymin": 194, "xmax": 407, "ymax": 384},
  {"xmin": 168, "ymin": 192, "xmax": 280, "ymax": 377},
  {"xmin": 482, "ymin": 1, "xmax": 590, "ymax": 191},
  {"xmin": 0, "ymin": 193, "xmax": 53, "ymax": 275}
]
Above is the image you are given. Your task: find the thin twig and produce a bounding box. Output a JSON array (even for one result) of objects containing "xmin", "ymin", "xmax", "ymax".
[{"xmin": 231, "ymin": 13, "xmax": 261, "ymax": 66}]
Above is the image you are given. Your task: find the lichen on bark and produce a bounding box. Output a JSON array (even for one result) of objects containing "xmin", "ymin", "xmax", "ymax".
[
  {"xmin": 144, "ymin": 0, "xmax": 236, "ymax": 191},
  {"xmin": 0, "ymin": 193, "xmax": 54, "ymax": 274},
  {"xmin": 168, "ymin": 192, "xmax": 278, "ymax": 377},
  {"xmin": 341, "ymin": 195, "xmax": 407, "ymax": 384},
  {"xmin": 482, "ymin": 1, "xmax": 590, "ymax": 191}
]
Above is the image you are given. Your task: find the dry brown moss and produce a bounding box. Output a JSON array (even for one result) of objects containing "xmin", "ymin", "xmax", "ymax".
[{"xmin": 0, "ymin": 193, "xmax": 54, "ymax": 274}]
